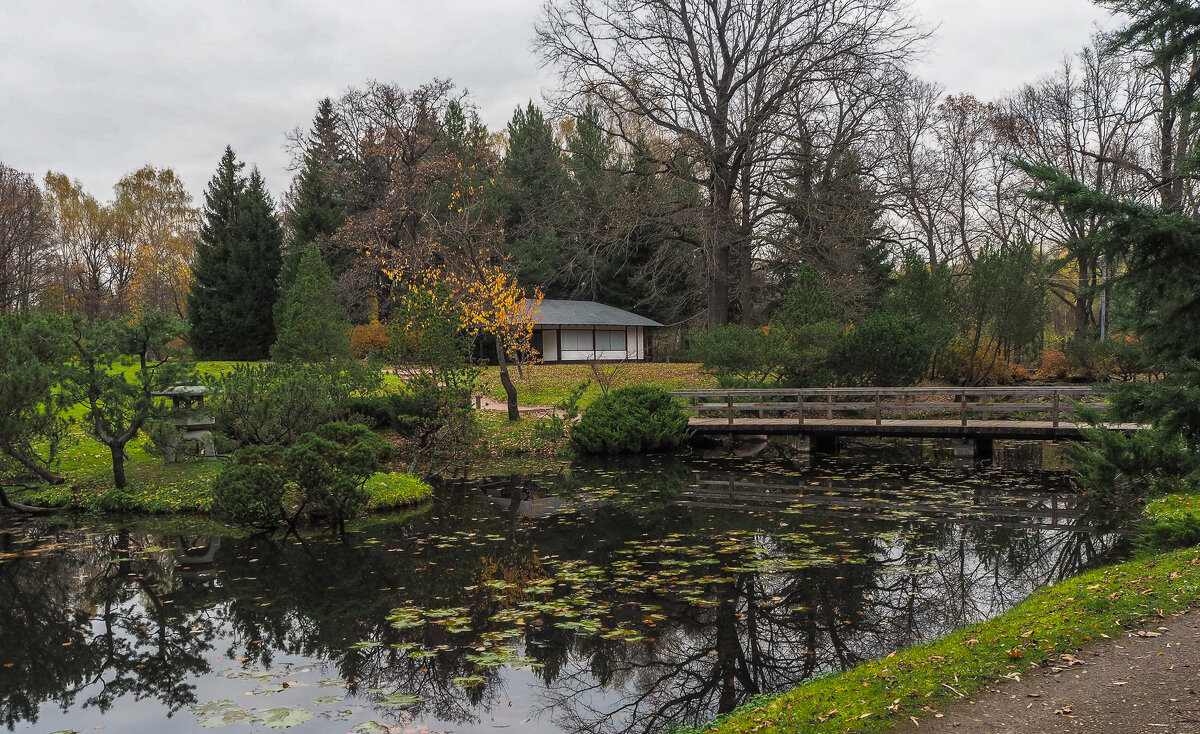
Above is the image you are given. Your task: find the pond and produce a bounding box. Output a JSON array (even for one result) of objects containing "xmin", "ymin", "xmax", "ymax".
[{"xmin": 0, "ymin": 441, "xmax": 1128, "ymax": 734}]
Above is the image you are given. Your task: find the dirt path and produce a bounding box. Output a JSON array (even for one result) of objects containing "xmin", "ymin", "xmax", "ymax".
[
  {"xmin": 473, "ymin": 395, "xmax": 557, "ymax": 416},
  {"xmin": 890, "ymin": 609, "xmax": 1200, "ymax": 733}
]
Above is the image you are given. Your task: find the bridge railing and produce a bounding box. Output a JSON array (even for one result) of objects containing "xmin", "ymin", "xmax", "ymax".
[{"xmin": 670, "ymin": 386, "xmax": 1105, "ymax": 428}]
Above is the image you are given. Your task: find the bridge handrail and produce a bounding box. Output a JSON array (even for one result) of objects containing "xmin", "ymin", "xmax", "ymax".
[
  {"xmin": 670, "ymin": 386, "xmax": 1096, "ymax": 398},
  {"xmin": 671, "ymin": 385, "xmax": 1105, "ymax": 428}
]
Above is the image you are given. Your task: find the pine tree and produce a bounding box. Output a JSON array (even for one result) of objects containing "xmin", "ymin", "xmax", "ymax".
[
  {"xmin": 188, "ymin": 146, "xmax": 245, "ymax": 358},
  {"xmin": 188, "ymin": 149, "xmax": 283, "ymax": 360},
  {"xmin": 499, "ymin": 102, "xmax": 572, "ymax": 295},
  {"xmin": 272, "ymin": 241, "xmax": 350, "ymax": 364}
]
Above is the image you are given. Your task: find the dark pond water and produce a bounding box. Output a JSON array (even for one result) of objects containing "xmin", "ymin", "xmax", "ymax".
[{"xmin": 0, "ymin": 442, "xmax": 1128, "ymax": 734}]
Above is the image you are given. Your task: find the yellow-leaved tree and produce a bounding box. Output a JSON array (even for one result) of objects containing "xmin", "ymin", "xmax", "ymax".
[
  {"xmin": 442, "ymin": 265, "xmax": 542, "ymax": 421},
  {"xmin": 376, "ymin": 104, "xmax": 544, "ymax": 421}
]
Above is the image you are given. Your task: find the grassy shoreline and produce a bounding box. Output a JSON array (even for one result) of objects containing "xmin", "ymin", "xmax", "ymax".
[
  {"xmin": 685, "ymin": 499, "xmax": 1200, "ymax": 734},
  {"xmin": 16, "ymin": 429, "xmax": 432, "ymax": 516}
]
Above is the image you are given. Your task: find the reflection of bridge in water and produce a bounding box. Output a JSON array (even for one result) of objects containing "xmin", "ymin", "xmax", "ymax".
[
  {"xmin": 681, "ymin": 478, "xmax": 1089, "ymax": 532},
  {"xmin": 674, "ymin": 386, "xmax": 1144, "ymax": 460}
]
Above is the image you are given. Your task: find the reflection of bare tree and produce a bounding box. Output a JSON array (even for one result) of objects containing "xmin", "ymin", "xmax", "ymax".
[
  {"xmin": 0, "ymin": 526, "xmax": 214, "ymax": 729},
  {"xmin": 531, "ymin": 463, "xmax": 1121, "ymax": 734}
]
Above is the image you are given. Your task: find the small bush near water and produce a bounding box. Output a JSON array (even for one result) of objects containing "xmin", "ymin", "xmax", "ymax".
[
  {"xmin": 570, "ymin": 386, "xmax": 689, "ymax": 455},
  {"xmin": 211, "ymin": 421, "xmax": 402, "ymax": 528}
]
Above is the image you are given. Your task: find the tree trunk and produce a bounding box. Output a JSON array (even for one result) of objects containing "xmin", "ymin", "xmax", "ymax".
[
  {"xmin": 495, "ymin": 339, "xmax": 520, "ymax": 422},
  {"xmin": 110, "ymin": 443, "xmax": 128, "ymax": 489},
  {"xmin": 0, "ymin": 485, "xmax": 60, "ymax": 515},
  {"xmin": 0, "ymin": 441, "xmax": 64, "ymax": 485},
  {"xmin": 707, "ymin": 179, "xmax": 736, "ymax": 328}
]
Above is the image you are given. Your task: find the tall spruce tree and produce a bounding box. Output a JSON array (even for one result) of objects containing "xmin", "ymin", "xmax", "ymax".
[
  {"xmin": 233, "ymin": 168, "xmax": 284, "ymax": 356},
  {"xmin": 189, "ymin": 146, "xmax": 245, "ymax": 358},
  {"xmin": 271, "ymin": 241, "xmax": 350, "ymax": 364},
  {"xmin": 188, "ymin": 148, "xmax": 283, "ymax": 360},
  {"xmin": 285, "ymin": 99, "xmax": 348, "ymax": 286}
]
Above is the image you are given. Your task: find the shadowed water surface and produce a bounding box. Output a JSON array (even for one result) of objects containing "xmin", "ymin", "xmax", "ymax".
[{"xmin": 0, "ymin": 445, "xmax": 1127, "ymax": 734}]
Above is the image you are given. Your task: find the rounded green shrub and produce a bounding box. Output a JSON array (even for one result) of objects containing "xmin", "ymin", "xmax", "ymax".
[
  {"xmin": 570, "ymin": 386, "xmax": 689, "ymax": 455},
  {"xmin": 211, "ymin": 445, "xmax": 286, "ymax": 527}
]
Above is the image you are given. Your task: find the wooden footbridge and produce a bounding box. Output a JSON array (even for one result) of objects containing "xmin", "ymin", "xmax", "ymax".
[{"xmin": 672, "ymin": 387, "xmax": 1141, "ymax": 458}]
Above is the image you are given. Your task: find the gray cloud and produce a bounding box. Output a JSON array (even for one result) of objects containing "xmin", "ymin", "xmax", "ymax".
[{"xmin": 0, "ymin": 0, "xmax": 1111, "ymax": 204}]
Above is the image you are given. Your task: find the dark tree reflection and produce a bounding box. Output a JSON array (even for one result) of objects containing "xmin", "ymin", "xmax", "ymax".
[{"xmin": 0, "ymin": 455, "xmax": 1124, "ymax": 734}]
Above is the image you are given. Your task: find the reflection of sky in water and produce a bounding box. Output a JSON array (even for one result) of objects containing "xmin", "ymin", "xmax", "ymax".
[{"xmin": 0, "ymin": 448, "xmax": 1124, "ymax": 734}]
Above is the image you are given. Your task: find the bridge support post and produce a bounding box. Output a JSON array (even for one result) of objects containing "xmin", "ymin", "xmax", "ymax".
[{"xmin": 952, "ymin": 438, "xmax": 993, "ymax": 463}]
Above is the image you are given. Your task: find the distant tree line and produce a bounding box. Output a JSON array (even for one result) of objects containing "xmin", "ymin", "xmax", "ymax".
[{"xmin": 2, "ymin": 0, "xmax": 1200, "ymax": 385}]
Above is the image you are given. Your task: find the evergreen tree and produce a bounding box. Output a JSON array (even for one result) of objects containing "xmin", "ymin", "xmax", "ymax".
[
  {"xmin": 188, "ymin": 149, "xmax": 283, "ymax": 360},
  {"xmin": 232, "ymin": 168, "xmax": 284, "ymax": 357},
  {"xmin": 272, "ymin": 241, "xmax": 350, "ymax": 364},
  {"xmin": 499, "ymin": 102, "xmax": 572, "ymax": 294},
  {"xmin": 188, "ymin": 146, "xmax": 245, "ymax": 358},
  {"xmin": 285, "ymin": 99, "xmax": 348, "ymax": 285}
]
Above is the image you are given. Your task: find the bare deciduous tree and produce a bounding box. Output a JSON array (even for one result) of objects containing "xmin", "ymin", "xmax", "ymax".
[
  {"xmin": 535, "ymin": 0, "xmax": 924, "ymax": 327},
  {"xmin": 0, "ymin": 164, "xmax": 53, "ymax": 314}
]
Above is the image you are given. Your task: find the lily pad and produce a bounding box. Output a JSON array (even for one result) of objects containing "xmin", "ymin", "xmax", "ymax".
[
  {"xmin": 376, "ymin": 691, "xmax": 420, "ymax": 708},
  {"xmin": 257, "ymin": 706, "xmax": 314, "ymax": 728}
]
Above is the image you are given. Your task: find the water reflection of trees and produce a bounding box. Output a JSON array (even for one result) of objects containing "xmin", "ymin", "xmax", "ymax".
[
  {"xmin": 0, "ymin": 525, "xmax": 213, "ymax": 729},
  {"xmin": 0, "ymin": 459, "xmax": 1122, "ymax": 734}
]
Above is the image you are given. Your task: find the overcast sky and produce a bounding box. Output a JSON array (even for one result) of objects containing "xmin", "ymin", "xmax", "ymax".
[{"xmin": 0, "ymin": 0, "xmax": 1112, "ymax": 204}]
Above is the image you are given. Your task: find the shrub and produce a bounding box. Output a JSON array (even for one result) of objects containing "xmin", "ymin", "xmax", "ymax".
[
  {"xmin": 211, "ymin": 445, "xmax": 286, "ymax": 527},
  {"xmin": 349, "ymin": 321, "xmax": 390, "ymax": 359},
  {"xmin": 285, "ymin": 422, "xmax": 393, "ymax": 528},
  {"xmin": 829, "ymin": 311, "xmax": 931, "ymax": 387},
  {"xmin": 937, "ymin": 338, "xmax": 1019, "ymax": 385},
  {"xmin": 1036, "ymin": 346, "xmax": 1071, "ymax": 380},
  {"xmin": 532, "ymin": 380, "xmax": 590, "ymax": 444},
  {"xmin": 689, "ymin": 324, "xmax": 791, "ymax": 385},
  {"xmin": 570, "ymin": 386, "xmax": 689, "ymax": 455},
  {"xmin": 209, "ymin": 361, "xmax": 382, "ymax": 447}
]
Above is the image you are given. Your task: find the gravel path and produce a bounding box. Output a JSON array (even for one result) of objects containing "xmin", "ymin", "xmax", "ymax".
[{"xmin": 890, "ymin": 609, "xmax": 1200, "ymax": 733}]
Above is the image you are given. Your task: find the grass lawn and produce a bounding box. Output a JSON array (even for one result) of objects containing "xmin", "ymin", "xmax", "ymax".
[
  {"xmin": 21, "ymin": 430, "xmax": 220, "ymax": 513},
  {"xmin": 20, "ymin": 428, "xmax": 431, "ymax": 516},
  {"xmin": 476, "ymin": 361, "xmax": 715, "ymax": 409}
]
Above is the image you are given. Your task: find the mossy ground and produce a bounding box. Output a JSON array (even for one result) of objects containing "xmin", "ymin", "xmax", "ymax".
[
  {"xmin": 1137, "ymin": 488, "xmax": 1200, "ymax": 552},
  {"xmin": 362, "ymin": 471, "xmax": 433, "ymax": 509},
  {"xmin": 686, "ymin": 542, "xmax": 1200, "ymax": 734}
]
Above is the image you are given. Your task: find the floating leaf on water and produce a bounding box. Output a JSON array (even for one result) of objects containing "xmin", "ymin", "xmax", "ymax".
[
  {"xmin": 256, "ymin": 706, "xmax": 313, "ymax": 728},
  {"xmin": 250, "ymin": 684, "xmax": 287, "ymax": 696},
  {"xmin": 452, "ymin": 675, "xmax": 485, "ymax": 688},
  {"xmin": 192, "ymin": 700, "xmax": 251, "ymax": 728},
  {"xmin": 351, "ymin": 724, "xmax": 391, "ymax": 734},
  {"xmin": 350, "ymin": 640, "xmax": 383, "ymax": 651},
  {"xmin": 311, "ymin": 695, "xmax": 344, "ymax": 705},
  {"xmin": 376, "ymin": 692, "xmax": 420, "ymax": 708}
]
